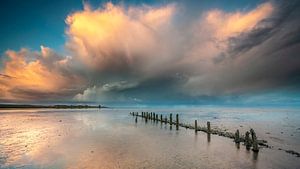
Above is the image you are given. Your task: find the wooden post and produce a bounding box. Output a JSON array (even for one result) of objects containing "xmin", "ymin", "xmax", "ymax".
[
  {"xmin": 195, "ymin": 120, "xmax": 198, "ymax": 133},
  {"xmin": 135, "ymin": 116, "xmax": 137, "ymax": 123},
  {"xmin": 156, "ymin": 114, "xmax": 158, "ymax": 122},
  {"xmin": 170, "ymin": 114, "xmax": 172, "ymax": 125},
  {"xmin": 145, "ymin": 112, "xmax": 148, "ymax": 123},
  {"xmin": 250, "ymin": 129, "xmax": 259, "ymax": 152},
  {"xmin": 207, "ymin": 121, "xmax": 211, "ymax": 133},
  {"xmin": 160, "ymin": 114, "xmax": 163, "ymax": 122},
  {"xmin": 234, "ymin": 129, "xmax": 240, "ymax": 143},
  {"xmin": 245, "ymin": 131, "xmax": 251, "ymax": 150},
  {"xmin": 176, "ymin": 114, "xmax": 179, "ymax": 130}
]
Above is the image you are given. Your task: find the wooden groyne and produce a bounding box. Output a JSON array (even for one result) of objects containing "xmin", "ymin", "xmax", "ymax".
[
  {"xmin": 130, "ymin": 111, "xmax": 300, "ymax": 158},
  {"xmin": 130, "ymin": 111, "xmax": 270, "ymax": 153}
]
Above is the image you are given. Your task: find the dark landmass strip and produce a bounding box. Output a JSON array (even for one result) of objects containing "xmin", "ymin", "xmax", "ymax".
[{"xmin": 0, "ymin": 104, "xmax": 109, "ymax": 109}]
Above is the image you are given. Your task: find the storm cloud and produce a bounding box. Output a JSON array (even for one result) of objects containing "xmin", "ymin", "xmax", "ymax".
[{"xmin": 0, "ymin": 1, "xmax": 299, "ymax": 104}]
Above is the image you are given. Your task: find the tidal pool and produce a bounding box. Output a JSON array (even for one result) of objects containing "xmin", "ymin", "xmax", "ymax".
[{"xmin": 0, "ymin": 107, "xmax": 299, "ymax": 169}]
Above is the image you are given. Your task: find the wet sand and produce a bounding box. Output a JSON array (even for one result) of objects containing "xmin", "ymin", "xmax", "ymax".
[{"xmin": 0, "ymin": 107, "xmax": 299, "ymax": 169}]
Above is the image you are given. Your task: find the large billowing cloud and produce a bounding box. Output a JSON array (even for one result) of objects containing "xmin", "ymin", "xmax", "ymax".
[
  {"xmin": 65, "ymin": 3, "xmax": 177, "ymax": 75},
  {"xmin": 1, "ymin": 1, "xmax": 300, "ymax": 104}
]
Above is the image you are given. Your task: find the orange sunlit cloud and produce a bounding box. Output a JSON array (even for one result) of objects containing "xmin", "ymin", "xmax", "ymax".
[
  {"xmin": 204, "ymin": 2, "xmax": 273, "ymax": 40},
  {"xmin": 66, "ymin": 2, "xmax": 176, "ymax": 72},
  {"xmin": 0, "ymin": 47, "xmax": 84, "ymax": 101}
]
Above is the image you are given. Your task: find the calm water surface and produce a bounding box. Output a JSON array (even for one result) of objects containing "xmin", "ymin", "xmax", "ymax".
[{"xmin": 0, "ymin": 107, "xmax": 299, "ymax": 169}]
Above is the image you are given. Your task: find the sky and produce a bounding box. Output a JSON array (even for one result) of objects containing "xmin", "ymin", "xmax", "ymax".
[{"xmin": 0, "ymin": 0, "xmax": 300, "ymax": 106}]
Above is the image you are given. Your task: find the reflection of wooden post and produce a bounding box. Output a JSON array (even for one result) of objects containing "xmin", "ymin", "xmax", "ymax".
[
  {"xmin": 234, "ymin": 129, "xmax": 240, "ymax": 143},
  {"xmin": 195, "ymin": 120, "xmax": 198, "ymax": 133},
  {"xmin": 176, "ymin": 114, "xmax": 179, "ymax": 130},
  {"xmin": 207, "ymin": 133, "xmax": 211, "ymax": 142},
  {"xmin": 135, "ymin": 116, "xmax": 137, "ymax": 123},
  {"xmin": 170, "ymin": 114, "xmax": 172, "ymax": 125},
  {"xmin": 207, "ymin": 121, "xmax": 211, "ymax": 133}
]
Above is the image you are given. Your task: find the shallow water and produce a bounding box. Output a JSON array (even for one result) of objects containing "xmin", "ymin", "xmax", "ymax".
[{"xmin": 0, "ymin": 107, "xmax": 299, "ymax": 169}]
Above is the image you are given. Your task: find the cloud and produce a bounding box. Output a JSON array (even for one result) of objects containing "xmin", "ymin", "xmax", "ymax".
[
  {"xmin": 0, "ymin": 46, "xmax": 84, "ymax": 101},
  {"xmin": 65, "ymin": 2, "xmax": 177, "ymax": 76},
  {"xmin": 203, "ymin": 2, "xmax": 273, "ymax": 40},
  {"xmin": 182, "ymin": 1, "xmax": 300, "ymax": 96},
  {"xmin": 1, "ymin": 1, "xmax": 300, "ymax": 104},
  {"xmin": 74, "ymin": 81, "xmax": 139, "ymax": 102}
]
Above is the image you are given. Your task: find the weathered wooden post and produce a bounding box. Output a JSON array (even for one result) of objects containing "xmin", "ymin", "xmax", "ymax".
[
  {"xmin": 154, "ymin": 113, "xmax": 156, "ymax": 121},
  {"xmin": 169, "ymin": 113, "xmax": 172, "ymax": 125},
  {"xmin": 145, "ymin": 112, "xmax": 148, "ymax": 123},
  {"xmin": 207, "ymin": 121, "xmax": 211, "ymax": 133},
  {"xmin": 250, "ymin": 128, "xmax": 259, "ymax": 152},
  {"xmin": 156, "ymin": 114, "xmax": 158, "ymax": 122},
  {"xmin": 176, "ymin": 114, "xmax": 179, "ymax": 130},
  {"xmin": 160, "ymin": 114, "xmax": 163, "ymax": 123},
  {"xmin": 195, "ymin": 120, "xmax": 198, "ymax": 133},
  {"xmin": 151, "ymin": 112, "xmax": 153, "ymax": 120},
  {"xmin": 165, "ymin": 116, "xmax": 168, "ymax": 124},
  {"xmin": 245, "ymin": 131, "xmax": 251, "ymax": 150},
  {"xmin": 234, "ymin": 129, "xmax": 240, "ymax": 143}
]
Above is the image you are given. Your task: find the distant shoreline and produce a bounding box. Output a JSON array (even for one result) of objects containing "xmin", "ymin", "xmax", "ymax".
[{"xmin": 0, "ymin": 104, "xmax": 109, "ymax": 109}]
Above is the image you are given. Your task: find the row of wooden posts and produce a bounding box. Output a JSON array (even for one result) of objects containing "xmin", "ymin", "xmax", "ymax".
[{"xmin": 130, "ymin": 111, "xmax": 260, "ymax": 152}]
